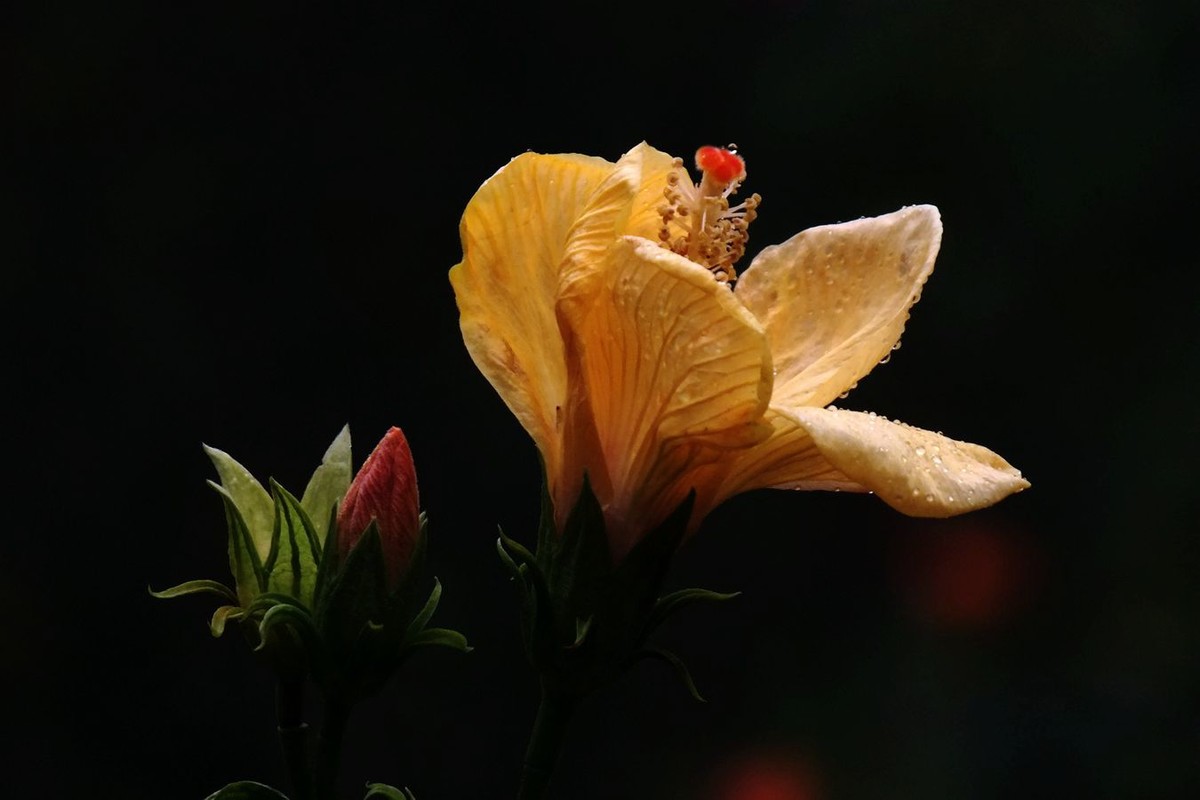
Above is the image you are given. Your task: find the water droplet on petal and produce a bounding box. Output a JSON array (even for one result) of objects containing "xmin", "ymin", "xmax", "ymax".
[{"xmin": 915, "ymin": 446, "xmax": 926, "ymax": 457}]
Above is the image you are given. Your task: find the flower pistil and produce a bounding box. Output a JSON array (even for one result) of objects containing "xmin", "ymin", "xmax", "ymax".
[{"xmin": 657, "ymin": 145, "xmax": 762, "ymax": 285}]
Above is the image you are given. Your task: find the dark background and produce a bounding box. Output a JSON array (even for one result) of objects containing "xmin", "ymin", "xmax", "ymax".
[{"xmin": 11, "ymin": 1, "xmax": 1199, "ymax": 797}]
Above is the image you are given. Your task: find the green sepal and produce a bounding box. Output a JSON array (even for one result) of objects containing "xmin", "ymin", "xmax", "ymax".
[
  {"xmin": 364, "ymin": 784, "xmax": 416, "ymax": 800},
  {"xmin": 507, "ymin": 472, "xmax": 696, "ymax": 697},
  {"xmin": 253, "ymin": 603, "xmax": 320, "ymax": 684},
  {"xmin": 300, "ymin": 425, "xmax": 352, "ymax": 545},
  {"xmin": 266, "ymin": 480, "xmax": 322, "ymax": 606},
  {"xmin": 148, "ymin": 579, "xmax": 237, "ymax": 603},
  {"xmin": 643, "ymin": 588, "xmax": 741, "ymax": 638},
  {"xmin": 204, "ymin": 445, "xmax": 275, "ymax": 562},
  {"xmin": 315, "ymin": 522, "xmax": 389, "ymax": 658},
  {"xmin": 636, "ymin": 646, "xmax": 706, "ymax": 703},
  {"xmin": 313, "ymin": 501, "xmax": 341, "ymax": 610},
  {"xmin": 204, "ymin": 781, "xmax": 290, "ymax": 800},
  {"xmin": 210, "ymin": 481, "xmax": 267, "ymax": 606},
  {"xmin": 497, "ymin": 530, "xmax": 552, "ymax": 662},
  {"xmin": 211, "ymin": 605, "xmax": 246, "ymax": 637}
]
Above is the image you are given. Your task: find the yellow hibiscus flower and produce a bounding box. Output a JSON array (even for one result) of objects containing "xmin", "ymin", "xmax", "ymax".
[{"xmin": 450, "ymin": 143, "xmax": 1028, "ymax": 561}]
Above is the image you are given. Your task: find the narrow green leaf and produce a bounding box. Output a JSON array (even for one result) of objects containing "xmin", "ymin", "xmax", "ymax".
[
  {"xmin": 363, "ymin": 784, "xmax": 415, "ymax": 800},
  {"xmin": 498, "ymin": 527, "xmax": 538, "ymax": 568},
  {"xmin": 148, "ymin": 579, "xmax": 237, "ymax": 603},
  {"xmin": 210, "ymin": 605, "xmax": 245, "ymax": 637},
  {"xmin": 204, "ymin": 781, "xmax": 290, "ymax": 800},
  {"xmin": 244, "ymin": 591, "xmax": 309, "ymax": 616},
  {"xmin": 645, "ymin": 587, "xmax": 741, "ymax": 636},
  {"xmin": 204, "ymin": 444, "xmax": 275, "ymax": 562},
  {"xmin": 403, "ymin": 578, "xmax": 442, "ymax": 639},
  {"xmin": 496, "ymin": 536, "xmax": 524, "ymax": 582},
  {"xmin": 407, "ymin": 627, "xmax": 471, "ymax": 653},
  {"xmin": 569, "ymin": 615, "xmax": 593, "ymax": 649},
  {"xmin": 257, "ymin": 603, "xmax": 320, "ymax": 654},
  {"xmin": 300, "ymin": 425, "xmax": 352, "ymax": 545},
  {"xmin": 639, "ymin": 646, "xmax": 705, "ymax": 703}
]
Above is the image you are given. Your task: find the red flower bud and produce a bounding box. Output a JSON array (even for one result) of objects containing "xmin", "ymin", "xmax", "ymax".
[{"xmin": 336, "ymin": 427, "xmax": 420, "ymax": 587}]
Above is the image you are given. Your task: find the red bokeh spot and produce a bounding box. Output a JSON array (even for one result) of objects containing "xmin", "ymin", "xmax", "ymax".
[
  {"xmin": 891, "ymin": 520, "xmax": 1040, "ymax": 630},
  {"xmin": 713, "ymin": 752, "xmax": 820, "ymax": 800}
]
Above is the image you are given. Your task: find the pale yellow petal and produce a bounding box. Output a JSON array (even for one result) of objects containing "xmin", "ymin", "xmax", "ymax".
[
  {"xmin": 712, "ymin": 407, "xmax": 865, "ymax": 505},
  {"xmin": 561, "ymin": 236, "xmax": 773, "ymax": 555},
  {"xmin": 785, "ymin": 407, "xmax": 1029, "ymax": 516},
  {"xmin": 622, "ymin": 142, "xmax": 690, "ymax": 241},
  {"xmin": 450, "ymin": 151, "xmax": 615, "ymax": 458},
  {"xmin": 736, "ymin": 205, "xmax": 942, "ymax": 407}
]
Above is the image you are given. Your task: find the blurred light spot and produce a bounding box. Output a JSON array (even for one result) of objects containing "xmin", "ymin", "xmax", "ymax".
[
  {"xmin": 711, "ymin": 749, "xmax": 821, "ymax": 800},
  {"xmin": 891, "ymin": 519, "xmax": 1041, "ymax": 630}
]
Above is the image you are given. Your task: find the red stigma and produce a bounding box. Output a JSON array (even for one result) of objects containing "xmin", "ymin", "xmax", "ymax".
[{"xmin": 695, "ymin": 145, "xmax": 746, "ymax": 184}]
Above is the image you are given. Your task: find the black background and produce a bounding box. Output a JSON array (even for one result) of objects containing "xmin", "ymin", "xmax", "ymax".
[{"xmin": 11, "ymin": 1, "xmax": 1200, "ymax": 798}]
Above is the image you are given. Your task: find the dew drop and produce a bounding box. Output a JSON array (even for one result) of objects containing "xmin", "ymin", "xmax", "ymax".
[
  {"xmin": 878, "ymin": 353, "xmax": 892, "ymax": 365},
  {"xmin": 925, "ymin": 494, "xmax": 934, "ymax": 502},
  {"xmin": 891, "ymin": 341, "xmax": 902, "ymax": 351},
  {"xmin": 915, "ymin": 446, "xmax": 926, "ymax": 457}
]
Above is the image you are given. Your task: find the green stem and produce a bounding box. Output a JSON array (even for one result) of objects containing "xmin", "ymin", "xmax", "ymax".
[
  {"xmin": 277, "ymin": 679, "xmax": 313, "ymax": 800},
  {"xmin": 315, "ymin": 695, "xmax": 351, "ymax": 800},
  {"xmin": 516, "ymin": 686, "xmax": 577, "ymax": 800}
]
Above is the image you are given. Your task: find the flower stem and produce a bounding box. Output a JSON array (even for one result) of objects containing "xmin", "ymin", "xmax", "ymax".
[
  {"xmin": 516, "ymin": 686, "xmax": 577, "ymax": 800},
  {"xmin": 277, "ymin": 678, "xmax": 313, "ymax": 800},
  {"xmin": 315, "ymin": 695, "xmax": 351, "ymax": 800}
]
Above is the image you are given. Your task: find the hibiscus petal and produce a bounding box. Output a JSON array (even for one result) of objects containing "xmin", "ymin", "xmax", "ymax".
[
  {"xmin": 713, "ymin": 407, "xmax": 865, "ymax": 505},
  {"xmin": 785, "ymin": 407, "xmax": 1029, "ymax": 516},
  {"xmin": 623, "ymin": 142, "xmax": 690, "ymax": 241},
  {"xmin": 736, "ymin": 205, "xmax": 942, "ymax": 407},
  {"xmin": 450, "ymin": 151, "xmax": 615, "ymax": 456},
  {"xmin": 560, "ymin": 236, "xmax": 773, "ymax": 553}
]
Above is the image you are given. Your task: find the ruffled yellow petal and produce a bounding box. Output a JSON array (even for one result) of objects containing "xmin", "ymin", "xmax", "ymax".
[
  {"xmin": 450, "ymin": 151, "xmax": 615, "ymax": 460},
  {"xmin": 736, "ymin": 206, "xmax": 942, "ymax": 408},
  {"xmin": 711, "ymin": 407, "xmax": 865, "ymax": 506},
  {"xmin": 784, "ymin": 407, "xmax": 1029, "ymax": 516},
  {"xmin": 560, "ymin": 236, "xmax": 773, "ymax": 556}
]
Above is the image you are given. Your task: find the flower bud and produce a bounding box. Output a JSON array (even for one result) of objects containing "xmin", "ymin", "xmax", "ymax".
[{"xmin": 336, "ymin": 427, "xmax": 420, "ymax": 588}]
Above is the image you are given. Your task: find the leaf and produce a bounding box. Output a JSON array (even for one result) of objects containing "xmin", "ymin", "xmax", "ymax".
[
  {"xmin": 148, "ymin": 579, "xmax": 237, "ymax": 603},
  {"xmin": 363, "ymin": 784, "xmax": 415, "ymax": 800},
  {"xmin": 301, "ymin": 425, "xmax": 352, "ymax": 545},
  {"xmin": 204, "ymin": 781, "xmax": 290, "ymax": 800},
  {"xmin": 204, "ymin": 445, "xmax": 275, "ymax": 562},
  {"xmin": 638, "ymin": 646, "xmax": 706, "ymax": 703}
]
